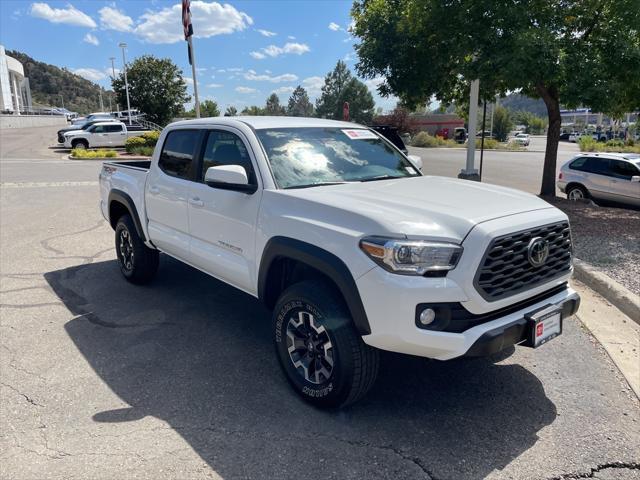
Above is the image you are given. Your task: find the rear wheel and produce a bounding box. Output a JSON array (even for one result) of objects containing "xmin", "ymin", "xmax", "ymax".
[
  {"xmin": 115, "ymin": 214, "xmax": 159, "ymax": 284},
  {"xmin": 566, "ymin": 184, "xmax": 588, "ymax": 201},
  {"xmin": 273, "ymin": 280, "xmax": 379, "ymax": 408}
]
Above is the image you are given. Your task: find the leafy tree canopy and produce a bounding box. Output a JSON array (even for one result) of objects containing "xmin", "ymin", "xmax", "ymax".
[
  {"xmin": 241, "ymin": 105, "xmax": 264, "ymax": 116},
  {"xmin": 315, "ymin": 60, "xmax": 376, "ymax": 124},
  {"xmin": 264, "ymin": 93, "xmax": 286, "ymax": 115},
  {"xmin": 225, "ymin": 105, "xmax": 238, "ymax": 116},
  {"xmin": 352, "ymin": 0, "xmax": 640, "ymax": 194},
  {"xmin": 200, "ymin": 99, "xmax": 220, "ymax": 117},
  {"xmin": 112, "ymin": 55, "xmax": 190, "ymax": 126},
  {"xmin": 287, "ymin": 86, "xmax": 314, "ymax": 116},
  {"xmin": 492, "ymin": 106, "xmax": 513, "ymax": 142}
]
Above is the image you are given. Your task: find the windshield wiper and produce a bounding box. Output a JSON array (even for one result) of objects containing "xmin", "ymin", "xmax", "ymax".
[
  {"xmin": 359, "ymin": 175, "xmax": 403, "ymax": 182},
  {"xmin": 284, "ymin": 181, "xmax": 350, "ymax": 189}
]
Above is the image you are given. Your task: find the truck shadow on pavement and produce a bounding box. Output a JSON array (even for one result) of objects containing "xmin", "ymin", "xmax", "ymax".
[{"xmin": 45, "ymin": 256, "xmax": 557, "ymax": 479}]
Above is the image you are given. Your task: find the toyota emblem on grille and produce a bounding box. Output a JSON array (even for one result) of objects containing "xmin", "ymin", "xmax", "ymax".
[{"xmin": 527, "ymin": 237, "xmax": 549, "ymax": 267}]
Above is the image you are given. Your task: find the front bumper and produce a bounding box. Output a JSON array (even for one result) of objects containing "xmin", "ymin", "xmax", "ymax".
[{"xmin": 357, "ymin": 265, "xmax": 579, "ymax": 360}]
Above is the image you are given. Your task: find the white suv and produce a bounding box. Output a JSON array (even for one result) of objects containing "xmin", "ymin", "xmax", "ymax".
[
  {"xmin": 100, "ymin": 116, "xmax": 580, "ymax": 407},
  {"xmin": 558, "ymin": 153, "xmax": 640, "ymax": 207}
]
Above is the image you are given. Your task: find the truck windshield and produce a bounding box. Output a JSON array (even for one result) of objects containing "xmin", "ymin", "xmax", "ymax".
[{"xmin": 255, "ymin": 127, "xmax": 420, "ymax": 189}]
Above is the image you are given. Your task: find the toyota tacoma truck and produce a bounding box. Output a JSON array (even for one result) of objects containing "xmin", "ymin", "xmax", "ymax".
[{"xmin": 99, "ymin": 117, "xmax": 580, "ymax": 408}]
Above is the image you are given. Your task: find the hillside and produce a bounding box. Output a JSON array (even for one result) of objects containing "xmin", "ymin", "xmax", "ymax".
[
  {"xmin": 7, "ymin": 50, "xmax": 111, "ymax": 114},
  {"xmin": 499, "ymin": 93, "xmax": 547, "ymax": 117}
]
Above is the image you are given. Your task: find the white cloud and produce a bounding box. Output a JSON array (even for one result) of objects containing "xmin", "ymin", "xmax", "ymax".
[
  {"xmin": 184, "ymin": 77, "xmax": 194, "ymax": 85},
  {"xmin": 236, "ymin": 86, "xmax": 258, "ymax": 94},
  {"xmin": 244, "ymin": 70, "xmax": 298, "ymax": 83},
  {"xmin": 287, "ymin": 35, "xmax": 296, "ymax": 40},
  {"xmin": 30, "ymin": 2, "xmax": 96, "ymax": 28},
  {"xmin": 257, "ymin": 29, "xmax": 276, "ymax": 37},
  {"xmin": 105, "ymin": 67, "xmax": 120, "ymax": 78},
  {"xmin": 273, "ymin": 86, "xmax": 295, "ymax": 95},
  {"xmin": 83, "ymin": 33, "xmax": 99, "ymax": 46},
  {"xmin": 250, "ymin": 42, "xmax": 310, "ymax": 59},
  {"xmin": 343, "ymin": 52, "xmax": 356, "ymax": 62},
  {"xmin": 365, "ymin": 77, "xmax": 385, "ymax": 91},
  {"xmin": 328, "ymin": 22, "xmax": 341, "ymax": 31},
  {"xmin": 99, "ymin": 6, "xmax": 133, "ymax": 32},
  {"xmin": 72, "ymin": 68, "xmax": 107, "ymax": 82},
  {"xmin": 302, "ymin": 76, "xmax": 324, "ymax": 96},
  {"xmin": 207, "ymin": 83, "xmax": 223, "ymax": 88},
  {"xmin": 227, "ymin": 67, "xmax": 244, "ymax": 72},
  {"xmin": 217, "ymin": 69, "xmax": 227, "ymax": 73},
  {"xmin": 135, "ymin": 1, "xmax": 253, "ymax": 44}
]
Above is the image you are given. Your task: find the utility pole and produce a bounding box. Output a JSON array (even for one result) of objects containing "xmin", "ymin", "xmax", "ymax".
[
  {"xmin": 59, "ymin": 94, "xmax": 64, "ymax": 109},
  {"xmin": 109, "ymin": 57, "xmax": 118, "ymax": 112},
  {"xmin": 99, "ymin": 89, "xmax": 104, "ymax": 111},
  {"xmin": 458, "ymin": 79, "xmax": 480, "ymax": 181},
  {"xmin": 188, "ymin": 36, "xmax": 200, "ymax": 118},
  {"xmin": 118, "ymin": 43, "xmax": 132, "ymax": 125}
]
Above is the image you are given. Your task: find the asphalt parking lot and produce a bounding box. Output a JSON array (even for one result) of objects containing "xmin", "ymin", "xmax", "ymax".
[{"xmin": 1, "ymin": 126, "xmax": 639, "ymax": 480}]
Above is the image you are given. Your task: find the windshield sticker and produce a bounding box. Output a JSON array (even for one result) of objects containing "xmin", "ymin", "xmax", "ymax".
[{"xmin": 342, "ymin": 129, "xmax": 379, "ymax": 140}]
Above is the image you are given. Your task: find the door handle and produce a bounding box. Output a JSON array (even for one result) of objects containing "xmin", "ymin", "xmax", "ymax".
[
  {"xmin": 148, "ymin": 186, "xmax": 160, "ymax": 195},
  {"xmin": 189, "ymin": 197, "xmax": 204, "ymax": 207}
]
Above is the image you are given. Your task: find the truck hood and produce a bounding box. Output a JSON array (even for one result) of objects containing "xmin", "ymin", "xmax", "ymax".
[
  {"xmin": 64, "ymin": 129, "xmax": 85, "ymax": 137},
  {"xmin": 279, "ymin": 176, "xmax": 556, "ymax": 242}
]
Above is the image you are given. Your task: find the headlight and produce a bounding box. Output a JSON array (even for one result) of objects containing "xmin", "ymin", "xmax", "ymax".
[{"xmin": 359, "ymin": 236, "xmax": 462, "ymax": 275}]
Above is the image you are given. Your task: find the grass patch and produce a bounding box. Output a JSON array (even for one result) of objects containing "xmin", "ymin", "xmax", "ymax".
[
  {"xmin": 129, "ymin": 146, "xmax": 154, "ymax": 156},
  {"xmin": 411, "ymin": 131, "xmax": 524, "ymax": 150},
  {"xmin": 70, "ymin": 148, "xmax": 117, "ymax": 158},
  {"xmin": 578, "ymin": 137, "xmax": 640, "ymax": 153}
]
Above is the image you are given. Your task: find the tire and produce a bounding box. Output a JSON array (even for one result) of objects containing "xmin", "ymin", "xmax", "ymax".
[
  {"xmin": 566, "ymin": 184, "xmax": 589, "ymax": 201},
  {"xmin": 114, "ymin": 214, "xmax": 159, "ymax": 284},
  {"xmin": 273, "ymin": 280, "xmax": 379, "ymax": 408},
  {"xmin": 72, "ymin": 139, "xmax": 88, "ymax": 149}
]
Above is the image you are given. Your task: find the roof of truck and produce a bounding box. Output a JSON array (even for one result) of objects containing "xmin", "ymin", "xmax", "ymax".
[{"xmin": 169, "ymin": 116, "xmax": 364, "ymax": 130}]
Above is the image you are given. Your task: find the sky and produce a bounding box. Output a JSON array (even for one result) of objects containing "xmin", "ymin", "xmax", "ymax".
[{"xmin": 0, "ymin": 0, "xmax": 397, "ymax": 112}]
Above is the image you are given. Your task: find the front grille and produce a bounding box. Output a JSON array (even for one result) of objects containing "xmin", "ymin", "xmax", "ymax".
[{"xmin": 474, "ymin": 222, "xmax": 572, "ymax": 301}]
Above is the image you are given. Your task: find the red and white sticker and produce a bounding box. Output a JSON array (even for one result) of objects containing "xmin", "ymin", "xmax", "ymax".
[{"xmin": 342, "ymin": 129, "xmax": 378, "ymax": 140}]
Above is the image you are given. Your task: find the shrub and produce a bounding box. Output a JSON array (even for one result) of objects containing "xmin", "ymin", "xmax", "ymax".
[
  {"xmin": 412, "ymin": 132, "xmax": 458, "ymax": 148},
  {"xmin": 577, "ymin": 137, "xmax": 597, "ymax": 151},
  {"xmin": 70, "ymin": 148, "xmax": 118, "ymax": 158},
  {"xmin": 475, "ymin": 138, "xmax": 499, "ymax": 149},
  {"xmin": 141, "ymin": 130, "xmax": 160, "ymax": 147},
  {"xmin": 578, "ymin": 136, "xmax": 640, "ymax": 153},
  {"xmin": 125, "ymin": 136, "xmax": 147, "ymax": 153},
  {"xmin": 130, "ymin": 145, "xmax": 154, "ymax": 157},
  {"xmin": 606, "ymin": 139, "xmax": 624, "ymax": 147}
]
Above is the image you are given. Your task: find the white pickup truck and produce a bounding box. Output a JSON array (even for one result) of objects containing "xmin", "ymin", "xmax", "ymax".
[
  {"xmin": 99, "ymin": 116, "xmax": 580, "ymax": 408},
  {"xmin": 63, "ymin": 121, "xmax": 150, "ymax": 149}
]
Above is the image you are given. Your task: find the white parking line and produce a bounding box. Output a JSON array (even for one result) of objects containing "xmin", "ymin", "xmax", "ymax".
[{"xmin": 0, "ymin": 181, "xmax": 99, "ymax": 188}]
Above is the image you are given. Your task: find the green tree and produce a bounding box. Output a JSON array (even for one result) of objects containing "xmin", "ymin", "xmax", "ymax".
[
  {"xmin": 264, "ymin": 93, "xmax": 286, "ymax": 115},
  {"xmin": 315, "ymin": 60, "xmax": 376, "ymax": 124},
  {"xmin": 241, "ymin": 105, "xmax": 263, "ymax": 116},
  {"xmin": 112, "ymin": 55, "xmax": 190, "ymax": 126},
  {"xmin": 287, "ymin": 86, "xmax": 314, "ymax": 116},
  {"xmin": 225, "ymin": 105, "xmax": 238, "ymax": 116},
  {"xmin": 200, "ymin": 99, "xmax": 220, "ymax": 117},
  {"xmin": 492, "ymin": 106, "xmax": 512, "ymax": 142},
  {"xmin": 352, "ymin": 0, "xmax": 640, "ymax": 195}
]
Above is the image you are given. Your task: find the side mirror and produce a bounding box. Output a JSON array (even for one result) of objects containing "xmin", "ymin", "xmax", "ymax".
[
  {"xmin": 407, "ymin": 154, "xmax": 423, "ymax": 172},
  {"xmin": 631, "ymin": 176, "xmax": 640, "ymax": 183},
  {"xmin": 205, "ymin": 165, "xmax": 257, "ymax": 193}
]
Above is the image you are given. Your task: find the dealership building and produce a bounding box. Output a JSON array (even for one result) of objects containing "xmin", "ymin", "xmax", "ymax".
[{"xmin": 0, "ymin": 45, "xmax": 32, "ymax": 114}]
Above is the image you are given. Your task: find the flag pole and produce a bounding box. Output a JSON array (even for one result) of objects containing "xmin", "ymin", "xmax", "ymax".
[{"xmin": 188, "ymin": 36, "xmax": 200, "ymax": 118}]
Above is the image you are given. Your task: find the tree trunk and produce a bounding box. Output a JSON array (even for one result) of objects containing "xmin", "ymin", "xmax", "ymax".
[{"xmin": 536, "ymin": 83, "xmax": 561, "ymax": 197}]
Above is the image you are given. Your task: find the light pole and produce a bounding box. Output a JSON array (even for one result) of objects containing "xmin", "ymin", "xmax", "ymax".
[
  {"xmin": 59, "ymin": 94, "xmax": 64, "ymax": 109},
  {"xmin": 118, "ymin": 43, "xmax": 132, "ymax": 125},
  {"xmin": 109, "ymin": 57, "xmax": 119, "ymax": 112}
]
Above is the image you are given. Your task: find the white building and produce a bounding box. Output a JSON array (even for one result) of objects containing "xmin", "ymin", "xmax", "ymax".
[{"xmin": 0, "ymin": 45, "xmax": 32, "ymax": 114}]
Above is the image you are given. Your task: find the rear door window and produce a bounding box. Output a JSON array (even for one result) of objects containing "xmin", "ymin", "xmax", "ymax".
[
  {"xmin": 158, "ymin": 129, "xmax": 200, "ymax": 180},
  {"xmin": 105, "ymin": 124, "xmax": 123, "ymax": 133},
  {"xmin": 610, "ymin": 160, "xmax": 639, "ymax": 179}
]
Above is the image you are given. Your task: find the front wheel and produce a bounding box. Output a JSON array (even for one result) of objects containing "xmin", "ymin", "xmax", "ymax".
[
  {"xmin": 115, "ymin": 214, "xmax": 159, "ymax": 284},
  {"xmin": 273, "ymin": 280, "xmax": 379, "ymax": 408},
  {"xmin": 72, "ymin": 139, "xmax": 88, "ymax": 149}
]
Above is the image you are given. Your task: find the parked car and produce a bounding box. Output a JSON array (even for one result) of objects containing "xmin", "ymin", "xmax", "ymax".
[
  {"xmin": 453, "ymin": 127, "xmax": 467, "ymax": 143},
  {"xmin": 368, "ymin": 125, "xmax": 408, "ymax": 154},
  {"xmin": 558, "ymin": 153, "xmax": 640, "ymax": 207},
  {"xmin": 512, "ymin": 133, "xmax": 530, "ymax": 146},
  {"xmin": 559, "ymin": 131, "xmax": 571, "ymax": 141},
  {"xmin": 100, "ymin": 116, "xmax": 579, "ymax": 408},
  {"xmin": 71, "ymin": 112, "xmax": 115, "ymax": 127},
  {"xmin": 63, "ymin": 121, "xmax": 150, "ymax": 149},
  {"xmin": 57, "ymin": 118, "xmax": 120, "ymax": 144},
  {"xmin": 475, "ymin": 130, "xmax": 494, "ymax": 139}
]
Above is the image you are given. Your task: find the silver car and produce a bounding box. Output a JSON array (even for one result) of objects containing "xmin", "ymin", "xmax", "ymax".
[{"xmin": 558, "ymin": 153, "xmax": 640, "ymax": 207}]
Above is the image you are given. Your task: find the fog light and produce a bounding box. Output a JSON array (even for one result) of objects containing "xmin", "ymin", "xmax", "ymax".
[{"xmin": 419, "ymin": 308, "xmax": 436, "ymax": 326}]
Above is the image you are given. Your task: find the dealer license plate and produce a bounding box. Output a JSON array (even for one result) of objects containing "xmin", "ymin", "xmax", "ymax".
[{"xmin": 525, "ymin": 305, "xmax": 563, "ymax": 348}]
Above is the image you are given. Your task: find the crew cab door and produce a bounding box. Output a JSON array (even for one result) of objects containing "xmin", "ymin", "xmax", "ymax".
[
  {"xmin": 90, "ymin": 125, "xmax": 109, "ymax": 147},
  {"xmin": 145, "ymin": 128, "xmax": 202, "ymax": 261},
  {"xmin": 104, "ymin": 124, "xmax": 127, "ymax": 146},
  {"xmin": 187, "ymin": 127, "xmax": 262, "ymax": 294}
]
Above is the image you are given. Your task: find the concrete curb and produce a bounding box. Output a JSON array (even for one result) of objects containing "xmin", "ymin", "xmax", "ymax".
[{"xmin": 573, "ymin": 258, "xmax": 640, "ymax": 324}]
